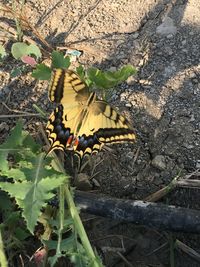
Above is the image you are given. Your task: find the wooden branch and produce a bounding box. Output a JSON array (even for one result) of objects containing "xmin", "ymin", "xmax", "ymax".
[{"xmin": 74, "ymin": 191, "xmax": 200, "ymax": 233}]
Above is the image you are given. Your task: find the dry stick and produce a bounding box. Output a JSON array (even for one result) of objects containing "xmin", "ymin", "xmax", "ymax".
[
  {"xmin": 175, "ymin": 240, "xmax": 200, "ymax": 263},
  {"xmin": 144, "ymin": 172, "xmax": 181, "ymax": 202},
  {"xmin": 1, "ymin": 102, "xmax": 37, "ymax": 115},
  {"xmin": 144, "ymin": 169, "xmax": 200, "ymax": 202},
  {"xmin": 0, "ymin": 114, "xmax": 41, "ymax": 119},
  {"xmin": 176, "ymin": 179, "xmax": 200, "ymax": 189},
  {"xmin": 176, "ymin": 169, "xmax": 200, "ymax": 189},
  {"xmin": 116, "ymin": 252, "xmax": 133, "ymax": 267}
]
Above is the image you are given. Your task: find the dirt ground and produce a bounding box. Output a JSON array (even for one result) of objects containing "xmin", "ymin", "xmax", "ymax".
[{"xmin": 0, "ymin": 0, "xmax": 200, "ymax": 266}]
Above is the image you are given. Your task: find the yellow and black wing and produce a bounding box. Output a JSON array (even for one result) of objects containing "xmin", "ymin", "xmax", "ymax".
[
  {"xmin": 46, "ymin": 69, "xmax": 136, "ymax": 159},
  {"xmin": 48, "ymin": 68, "xmax": 89, "ymax": 105}
]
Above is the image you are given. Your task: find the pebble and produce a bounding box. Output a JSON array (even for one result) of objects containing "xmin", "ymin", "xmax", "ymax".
[
  {"xmin": 109, "ymin": 66, "xmax": 117, "ymax": 72},
  {"xmin": 0, "ymin": 122, "xmax": 9, "ymax": 131},
  {"xmin": 75, "ymin": 173, "xmax": 92, "ymax": 191},
  {"xmin": 132, "ymin": 32, "xmax": 139, "ymax": 39},
  {"xmin": 151, "ymin": 155, "xmax": 167, "ymax": 170},
  {"xmin": 126, "ymin": 151, "xmax": 135, "ymax": 159},
  {"xmin": 125, "ymin": 103, "xmax": 132, "ymax": 107},
  {"xmin": 196, "ymin": 160, "xmax": 200, "ymax": 169},
  {"xmin": 126, "ymin": 76, "xmax": 136, "ymax": 85},
  {"xmin": 156, "ymin": 16, "xmax": 177, "ymax": 36}
]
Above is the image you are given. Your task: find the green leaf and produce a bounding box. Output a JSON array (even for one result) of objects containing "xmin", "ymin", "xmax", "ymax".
[
  {"xmin": 15, "ymin": 227, "xmax": 30, "ymax": 241},
  {"xmin": 76, "ymin": 65, "xmax": 85, "ymax": 80},
  {"xmin": 32, "ymin": 64, "xmax": 51, "ymax": 80},
  {"xmin": 0, "ymin": 154, "xmax": 68, "ymax": 233},
  {"xmin": 11, "ymin": 42, "xmax": 28, "ymax": 59},
  {"xmin": 26, "ymin": 44, "xmax": 42, "ymax": 59},
  {"xmin": 22, "ymin": 134, "xmax": 41, "ymax": 154},
  {"xmin": 51, "ymin": 51, "xmax": 70, "ymax": 69},
  {"xmin": 0, "ymin": 45, "xmax": 7, "ymax": 59},
  {"xmin": 22, "ymin": 154, "xmax": 67, "ymax": 233},
  {"xmin": 87, "ymin": 65, "xmax": 137, "ymax": 89},
  {"xmin": 0, "ymin": 121, "xmax": 24, "ymax": 172},
  {"xmin": 45, "ymin": 234, "xmax": 75, "ymax": 251},
  {"xmin": 10, "ymin": 67, "xmax": 23, "ymax": 78},
  {"xmin": 11, "ymin": 42, "xmax": 41, "ymax": 60}
]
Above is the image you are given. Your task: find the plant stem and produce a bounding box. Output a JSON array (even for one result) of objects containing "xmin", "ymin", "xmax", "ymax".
[
  {"xmin": 0, "ymin": 230, "xmax": 8, "ymax": 267},
  {"xmin": 12, "ymin": 0, "xmax": 23, "ymax": 41},
  {"xmin": 64, "ymin": 186, "xmax": 102, "ymax": 267},
  {"xmin": 56, "ymin": 186, "xmax": 65, "ymax": 257},
  {"xmin": 52, "ymin": 153, "xmax": 103, "ymax": 266},
  {"xmin": 33, "ymin": 104, "xmax": 47, "ymax": 118}
]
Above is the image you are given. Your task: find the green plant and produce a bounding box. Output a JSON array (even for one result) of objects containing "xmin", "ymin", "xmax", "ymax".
[
  {"xmin": 0, "ymin": 121, "xmax": 103, "ymax": 266},
  {"xmin": 0, "ymin": 14, "xmax": 137, "ymax": 264}
]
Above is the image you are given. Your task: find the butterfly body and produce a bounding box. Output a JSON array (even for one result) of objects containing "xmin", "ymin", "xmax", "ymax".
[{"xmin": 46, "ymin": 69, "xmax": 136, "ymax": 159}]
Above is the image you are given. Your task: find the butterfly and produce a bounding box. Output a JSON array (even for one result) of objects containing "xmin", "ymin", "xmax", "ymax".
[{"xmin": 46, "ymin": 69, "xmax": 136, "ymax": 160}]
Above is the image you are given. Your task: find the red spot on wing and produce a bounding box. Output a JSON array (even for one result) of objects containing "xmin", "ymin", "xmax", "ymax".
[{"xmin": 66, "ymin": 135, "xmax": 74, "ymax": 146}]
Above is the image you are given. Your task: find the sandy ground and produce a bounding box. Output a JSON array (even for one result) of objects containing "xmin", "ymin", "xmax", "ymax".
[{"xmin": 0, "ymin": 0, "xmax": 200, "ymax": 266}]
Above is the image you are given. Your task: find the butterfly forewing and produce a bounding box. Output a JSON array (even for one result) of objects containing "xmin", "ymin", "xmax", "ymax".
[{"xmin": 48, "ymin": 69, "xmax": 89, "ymax": 105}]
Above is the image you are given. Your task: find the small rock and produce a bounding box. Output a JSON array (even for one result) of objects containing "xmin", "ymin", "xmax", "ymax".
[
  {"xmin": 0, "ymin": 122, "xmax": 9, "ymax": 131},
  {"xmin": 196, "ymin": 160, "xmax": 200, "ymax": 169},
  {"xmin": 181, "ymin": 40, "xmax": 187, "ymax": 45},
  {"xmin": 109, "ymin": 66, "xmax": 117, "ymax": 72},
  {"xmin": 125, "ymin": 103, "xmax": 132, "ymax": 108},
  {"xmin": 151, "ymin": 155, "xmax": 167, "ymax": 170},
  {"xmin": 126, "ymin": 76, "xmax": 135, "ymax": 85},
  {"xmin": 126, "ymin": 151, "xmax": 135, "ymax": 159},
  {"xmin": 156, "ymin": 16, "xmax": 177, "ymax": 36},
  {"xmin": 165, "ymin": 47, "xmax": 173, "ymax": 55},
  {"xmin": 132, "ymin": 32, "xmax": 139, "ymax": 39},
  {"xmin": 75, "ymin": 173, "xmax": 92, "ymax": 191}
]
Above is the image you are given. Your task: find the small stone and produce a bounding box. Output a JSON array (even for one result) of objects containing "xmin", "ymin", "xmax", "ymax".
[
  {"xmin": 156, "ymin": 17, "xmax": 177, "ymax": 36},
  {"xmin": 167, "ymin": 34, "xmax": 173, "ymax": 39},
  {"xmin": 196, "ymin": 160, "xmax": 200, "ymax": 169},
  {"xmin": 125, "ymin": 103, "xmax": 132, "ymax": 108},
  {"xmin": 132, "ymin": 32, "xmax": 139, "ymax": 39},
  {"xmin": 0, "ymin": 122, "xmax": 9, "ymax": 131},
  {"xmin": 181, "ymin": 40, "xmax": 187, "ymax": 45},
  {"xmin": 126, "ymin": 76, "xmax": 135, "ymax": 85},
  {"xmin": 75, "ymin": 173, "xmax": 92, "ymax": 191},
  {"xmin": 165, "ymin": 47, "xmax": 173, "ymax": 55},
  {"xmin": 109, "ymin": 66, "xmax": 117, "ymax": 72},
  {"xmin": 126, "ymin": 151, "xmax": 135, "ymax": 159},
  {"xmin": 151, "ymin": 155, "xmax": 167, "ymax": 170}
]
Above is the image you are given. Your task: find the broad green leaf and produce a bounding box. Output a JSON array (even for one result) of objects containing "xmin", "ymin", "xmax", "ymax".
[
  {"xmin": 0, "ymin": 154, "xmax": 68, "ymax": 233},
  {"xmin": 21, "ymin": 154, "xmax": 67, "ymax": 233},
  {"xmin": 0, "ymin": 121, "xmax": 24, "ymax": 172},
  {"xmin": 0, "ymin": 181, "xmax": 32, "ymax": 199},
  {"xmin": 11, "ymin": 42, "xmax": 28, "ymax": 59},
  {"xmin": 26, "ymin": 44, "xmax": 42, "ymax": 59},
  {"xmin": 0, "ymin": 191, "xmax": 13, "ymax": 214},
  {"xmin": 3, "ymin": 168, "xmax": 26, "ymax": 181},
  {"xmin": 76, "ymin": 65, "xmax": 85, "ymax": 79},
  {"xmin": 11, "ymin": 42, "xmax": 41, "ymax": 60},
  {"xmin": 15, "ymin": 227, "xmax": 30, "ymax": 241},
  {"xmin": 0, "ymin": 45, "xmax": 7, "ymax": 59},
  {"xmin": 51, "ymin": 51, "xmax": 70, "ymax": 69},
  {"xmin": 32, "ymin": 64, "xmax": 51, "ymax": 80},
  {"xmin": 87, "ymin": 65, "xmax": 137, "ymax": 89},
  {"xmin": 45, "ymin": 234, "xmax": 75, "ymax": 251},
  {"xmin": 22, "ymin": 134, "xmax": 41, "ymax": 154}
]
